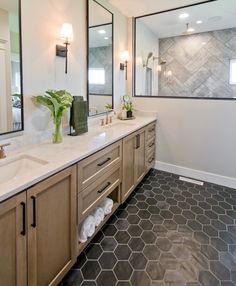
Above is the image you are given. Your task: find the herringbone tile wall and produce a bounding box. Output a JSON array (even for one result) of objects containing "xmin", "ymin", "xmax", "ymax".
[{"xmin": 159, "ymin": 28, "xmax": 236, "ymax": 98}]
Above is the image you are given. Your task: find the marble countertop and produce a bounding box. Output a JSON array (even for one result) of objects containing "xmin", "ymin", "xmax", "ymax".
[{"xmin": 0, "ymin": 115, "xmax": 157, "ymax": 202}]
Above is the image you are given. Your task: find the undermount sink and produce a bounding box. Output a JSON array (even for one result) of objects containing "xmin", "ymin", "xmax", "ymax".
[
  {"xmin": 0, "ymin": 155, "xmax": 48, "ymax": 184},
  {"xmin": 103, "ymin": 122, "xmax": 136, "ymax": 129}
]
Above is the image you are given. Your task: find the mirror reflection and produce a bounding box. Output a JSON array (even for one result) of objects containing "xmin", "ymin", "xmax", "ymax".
[
  {"xmin": 134, "ymin": 0, "xmax": 236, "ymax": 99},
  {"xmin": 0, "ymin": 0, "xmax": 22, "ymax": 135},
  {"xmin": 88, "ymin": 0, "xmax": 113, "ymax": 116}
]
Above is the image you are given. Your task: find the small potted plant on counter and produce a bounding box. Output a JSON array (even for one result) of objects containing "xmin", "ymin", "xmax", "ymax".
[
  {"xmin": 123, "ymin": 95, "xmax": 134, "ymax": 118},
  {"xmin": 33, "ymin": 90, "xmax": 73, "ymax": 143}
]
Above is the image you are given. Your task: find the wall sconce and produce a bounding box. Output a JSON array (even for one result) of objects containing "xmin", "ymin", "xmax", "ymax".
[
  {"xmin": 56, "ymin": 23, "xmax": 74, "ymax": 74},
  {"xmin": 120, "ymin": 50, "xmax": 130, "ymax": 80}
]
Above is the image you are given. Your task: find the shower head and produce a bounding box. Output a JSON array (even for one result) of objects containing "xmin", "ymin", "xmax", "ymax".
[
  {"xmin": 160, "ymin": 59, "xmax": 167, "ymax": 65},
  {"xmin": 144, "ymin": 52, "xmax": 153, "ymax": 67},
  {"xmin": 147, "ymin": 52, "xmax": 153, "ymax": 60}
]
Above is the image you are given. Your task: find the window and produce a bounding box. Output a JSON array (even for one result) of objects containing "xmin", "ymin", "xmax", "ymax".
[
  {"xmin": 230, "ymin": 59, "xmax": 236, "ymax": 85},
  {"xmin": 89, "ymin": 68, "xmax": 105, "ymax": 85}
]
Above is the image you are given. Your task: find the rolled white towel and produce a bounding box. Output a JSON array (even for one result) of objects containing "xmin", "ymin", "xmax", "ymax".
[
  {"xmin": 93, "ymin": 207, "xmax": 105, "ymax": 227},
  {"xmin": 99, "ymin": 198, "xmax": 114, "ymax": 215},
  {"xmin": 78, "ymin": 215, "xmax": 96, "ymax": 243}
]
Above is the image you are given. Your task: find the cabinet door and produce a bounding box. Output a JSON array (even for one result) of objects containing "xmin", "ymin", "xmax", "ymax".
[
  {"xmin": 122, "ymin": 133, "xmax": 135, "ymax": 202},
  {"xmin": 27, "ymin": 166, "xmax": 77, "ymax": 286},
  {"xmin": 0, "ymin": 192, "xmax": 27, "ymax": 286},
  {"xmin": 134, "ymin": 128, "xmax": 146, "ymax": 184}
]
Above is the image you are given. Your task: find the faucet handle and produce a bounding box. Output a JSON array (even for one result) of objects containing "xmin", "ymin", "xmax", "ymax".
[
  {"xmin": 0, "ymin": 143, "xmax": 11, "ymax": 148},
  {"xmin": 100, "ymin": 119, "xmax": 105, "ymax": 126},
  {"xmin": 0, "ymin": 143, "xmax": 11, "ymax": 159}
]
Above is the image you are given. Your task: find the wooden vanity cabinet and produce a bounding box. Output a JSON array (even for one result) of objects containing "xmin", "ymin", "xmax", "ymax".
[
  {"xmin": 27, "ymin": 166, "xmax": 77, "ymax": 286},
  {"xmin": 122, "ymin": 127, "xmax": 146, "ymax": 202},
  {"xmin": 122, "ymin": 122, "xmax": 156, "ymax": 202},
  {"xmin": 145, "ymin": 122, "xmax": 156, "ymax": 171},
  {"xmin": 0, "ymin": 192, "xmax": 27, "ymax": 286}
]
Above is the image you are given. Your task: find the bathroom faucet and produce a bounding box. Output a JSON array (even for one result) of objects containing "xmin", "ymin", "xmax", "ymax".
[{"xmin": 0, "ymin": 143, "xmax": 11, "ymax": 159}]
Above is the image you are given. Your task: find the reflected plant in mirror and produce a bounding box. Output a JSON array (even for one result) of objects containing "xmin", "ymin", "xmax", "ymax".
[
  {"xmin": 87, "ymin": 0, "xmax": 114, "ymax": 116},
  {"xmin": 0, "ymin": 0, "xmax": 23, "ymax": 135},
  {"xmin": 134, "ymin": 0, "xmax": 236, "ymax": 99}
]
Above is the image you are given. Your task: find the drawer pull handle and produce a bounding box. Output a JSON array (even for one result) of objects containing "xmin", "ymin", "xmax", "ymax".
[
  {"xmin": 97, "ymin": 157, "xmax": 111, "ymax": 167},
  {"xmin": 31, "ymin": 196, "xmax": 37, "ymax": 228},
  {"xmin": 148, "ymin": 157, "xmax": 154, "ymax": 163},
  {"xmin": 148, "ymin": 142, "xmax": 155, "ymax": 148},
  {"xmin": 98, "ymin": 182, "xmax": 111, "ymax": 194},
  {"xmin": 20, "ymin": 202, "xmax": 26, "ymax": 236},
  {"xmin": 136, "ymin": 134, "xmax": 140, "ymax": 149}
]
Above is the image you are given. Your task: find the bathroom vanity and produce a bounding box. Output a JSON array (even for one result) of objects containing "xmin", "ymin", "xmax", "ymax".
[{"xmin": 0, "ymin": 117, "xmax": 156, "ymax": 286}]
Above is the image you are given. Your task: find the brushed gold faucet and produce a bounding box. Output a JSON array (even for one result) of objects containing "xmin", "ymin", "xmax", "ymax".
[{"xmin": 0, "ymin": 143, "xmax": 11, "ymax": 159}]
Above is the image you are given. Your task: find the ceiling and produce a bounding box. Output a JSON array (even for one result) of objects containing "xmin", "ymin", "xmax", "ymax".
[
  {"xmin": 89, "ymin": 24, "xmax": 112, "ymax": 48},
  {"xmin": 137, "ymin": 0, "xmax": 236, "ymax": 39},
  {"xmin": 108, "ymin": 0, "xmax": 209, "ymax": 17}
]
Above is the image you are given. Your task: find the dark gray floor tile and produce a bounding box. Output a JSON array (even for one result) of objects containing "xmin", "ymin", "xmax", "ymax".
[
  {"xmin": 99, "ymin": 252, "xmax": 117, "ymax": 269},
  {"xmin": 81, "ymin": 261, "xmax": 101, "ymax": 280},
  {"xmin": 201, "ymin": 245, "xmax": 218, "ymax": 260},
  {"xmin": 199, "ymin": 271, "xmax": 220, "ymax": 286},
  {"xmin": 114, "ymin": 261, "xmax": 133, "ymax": 280},
  {"xmin": 131, "ymin": 271, "xmax": 151, "ymax": 286},
  {"xmin": 146, "ymin": 262, "xmax": 165, "ymax": 280},
  {"xmin": 61, "ymin": 169, "xmax": 236, "ymax": 286},
  {"xmin": 143, "ymin": 244, "xmax": 161, "ymax": 260},
  {"xmin": 97, "ymin": 271, "xmax": 117, "ymax": 286},
  {"xmin": 115, "ymin": 231, "xmax": 131, "ymax": 244},
  {"xmin": 129, "ymin": 253, "xmax": 148, "ymax": 270},
  {"xmin": 210, "ymin": 261, "xmax": 230, "ymax": 280},
  {"xmin": 115, "ymin": 245, "xmax": 131, "ymax": 260}
]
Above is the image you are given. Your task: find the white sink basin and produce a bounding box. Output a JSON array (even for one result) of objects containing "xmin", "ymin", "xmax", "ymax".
[
  {"xmin": 103, "ymin": 122, "xmax": 136, "ymax": 129},
  {"xmin": 0, "ymin": 155, "xmax": 48, "ymax": 184}
]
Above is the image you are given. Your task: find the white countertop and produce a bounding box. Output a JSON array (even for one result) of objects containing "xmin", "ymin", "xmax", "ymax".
[{"xmin": 0, "ymin": 115, "xmax": 157, "ymax": 202}]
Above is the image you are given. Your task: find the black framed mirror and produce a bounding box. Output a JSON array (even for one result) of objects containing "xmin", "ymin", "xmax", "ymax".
[
  {"xmin": 87, "ymin": 0, "xmax": 114, "ymax": 116},
  {"xmin": 0, "ymin": 0, "xmax": 23, "ymax": 136},
  {"xmin": 134, "ymin": 0, "xmax": 236, "ymax": 99}
]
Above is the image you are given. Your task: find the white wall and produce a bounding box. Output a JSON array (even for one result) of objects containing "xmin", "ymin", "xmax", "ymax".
[
  {"xmin": 0, "ymin": 0, "xmax": 128, "ymax": 147},
  {"xmin": 133, "ymin": 97, "xmax": 236, "ymax": 180}
]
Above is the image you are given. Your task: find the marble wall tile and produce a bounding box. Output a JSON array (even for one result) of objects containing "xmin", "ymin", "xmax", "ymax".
[{"xmin": 159, "ymin": 28, "xmax": 236, "ymax": 98}]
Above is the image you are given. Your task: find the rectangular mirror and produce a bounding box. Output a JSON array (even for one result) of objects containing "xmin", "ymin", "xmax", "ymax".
[
  {"xmin": 87, "ymin": 0, "xmax": 113, "ymax": 116},
  {"xmin": 0, "ymin": 0, "xmax": 23, "ymax": 135},
  {"xmin": 134, "ymin": 0, "xmax": 236, "ymax": 99}
]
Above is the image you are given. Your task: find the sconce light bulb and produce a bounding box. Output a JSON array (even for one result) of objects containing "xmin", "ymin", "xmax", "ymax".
[
  {"xmin": 120, "ymin": 50, "xmax": 130, "ymax": 62},
  {"xmin": 60, "ymin": 23, "xmax": 74, "ymax": 43}
]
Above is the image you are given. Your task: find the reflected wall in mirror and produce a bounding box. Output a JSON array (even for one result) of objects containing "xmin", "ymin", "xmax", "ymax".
[
  {"xmin": 0, "ymin": 0, "xmax": 23, "ymax": 135},
  {"xmin": 87, "ymin": 0, "xmax": 113, "ymax": 116},
  {"xmin": 134, "ymin": 0, "xmax": 236, "ymax": 99}
]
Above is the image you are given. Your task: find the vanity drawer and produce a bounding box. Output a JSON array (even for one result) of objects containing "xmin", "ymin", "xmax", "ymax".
[
  {"xmin": 78, "ymin": 165, "xmax": 121, "ymax": 220},
  {"xmin": 146, "ymin": 122, "xmax": 156, "ymax": 142},
  {"xmin": 146, "ymin": 151, "xmax": 155, "ymax": 170},
  {"xmin": 78, "ymin": 141, "xmax": 122, "ymax": 190}
]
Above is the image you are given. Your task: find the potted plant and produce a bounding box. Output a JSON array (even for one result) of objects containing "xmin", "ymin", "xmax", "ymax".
[
  {"xmin": 33, "ymin": 90, "xmax": 73, "ymax": 143},
  {"xmin": 123, "ymin": 95, "xmax": 134, "ymax": 118}
]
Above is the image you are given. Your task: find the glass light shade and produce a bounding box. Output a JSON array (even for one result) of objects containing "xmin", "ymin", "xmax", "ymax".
[
  {"xmin": 120, "ymin": 50, "xmax": 130, "ymax": 62},
  {"xmin": 60, "ymin": 23, "xmax": 74, "ymax": 42}
]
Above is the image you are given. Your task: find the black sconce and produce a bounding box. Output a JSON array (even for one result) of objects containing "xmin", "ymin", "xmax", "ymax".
[
  {"xmin": 120, "ymin": 50, "xmax": 130, "ymax": 80},
  {"xmin": 56, "ymin": 23, "xmax": 73, "ymax": 74}
]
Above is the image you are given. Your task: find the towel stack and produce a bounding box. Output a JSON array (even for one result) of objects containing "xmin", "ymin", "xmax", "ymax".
[{"xmin": 78, "ymin": 198, "xmax": 114, "ymax": 243}]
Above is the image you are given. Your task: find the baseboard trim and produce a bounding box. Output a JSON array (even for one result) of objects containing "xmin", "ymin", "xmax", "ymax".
[{"xmin": 155, "ymin": 161, "xmax": 236, "ymax": 189}]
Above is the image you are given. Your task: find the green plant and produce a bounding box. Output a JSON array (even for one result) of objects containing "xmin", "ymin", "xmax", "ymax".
[
  {"xmin": 123, "ymin": 101, "xmax": 134, "ymax": 112},
  {"xmin": 105, "ymin": 103, "xmax": 113, "ymax": 110},
  {"xmin": 33, "ymin": 90, "xmax": 73, "ymax": 143}
]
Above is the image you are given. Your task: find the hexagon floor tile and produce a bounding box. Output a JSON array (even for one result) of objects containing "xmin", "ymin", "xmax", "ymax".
[{"xmin": 60, "ymin": 169, "xmax": 236, "ymax": 286}]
